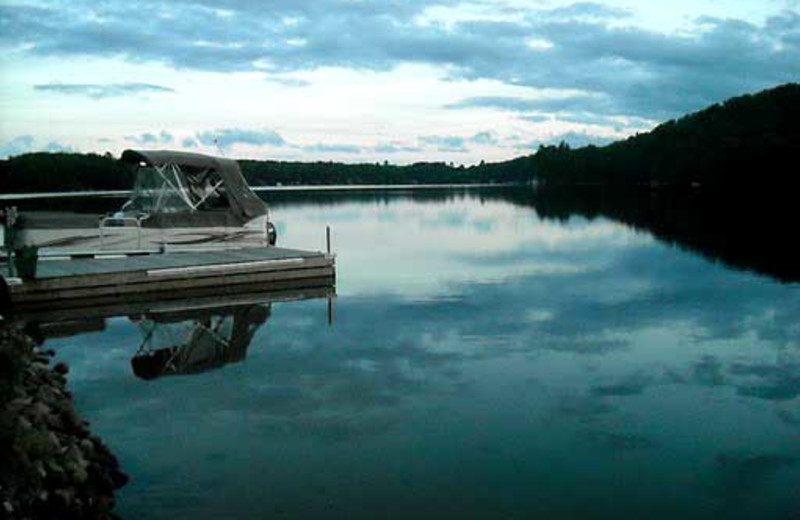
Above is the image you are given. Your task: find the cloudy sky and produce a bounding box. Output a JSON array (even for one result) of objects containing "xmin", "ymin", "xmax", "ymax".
[{"xmin": 1, "ymin": 0, "xmax": 798, "ymax": 163}]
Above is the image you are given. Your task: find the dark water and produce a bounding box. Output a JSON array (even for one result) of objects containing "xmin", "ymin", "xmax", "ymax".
[{"xmin": 35, "ymin": 188, "xmax": 799, "ymax": 519}]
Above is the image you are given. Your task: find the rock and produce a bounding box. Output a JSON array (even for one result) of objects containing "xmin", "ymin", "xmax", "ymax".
[
  {"xmin": 92, "ymin": 443, "xmax": 119, "ymax": 468},
  {"xmin": 27, "ymin": 402, "xmax": 51, "ymax": 422},
  {"xmin": 65, "ymin": 445, "xmax": 85, "ymax": 467},
  {"xmin": 92, "ymin": 470, "xmax": 115, "ymax": 493},
  {"xmin": 74, "ymin": 423, "xmax": 91, "ymax": 438},
  {"xmin": 73, "ymin": 466, "xmax": 89, "ymax": 484},
  {"xmin": 47, "ymin": 432, "xmax": 61, "ymax": 451},
  {"xmin": 36, "ymin": 385, "xmax": 60, "ymax": 404},
  {"xmin": 33, "ymin": 460, "xmax": 47, "ymax": 478},
  {"xmin": 57, "ymin": 406, "xmax": 83, "ymax": 432},
  {"xmin": 109, "ymin": 469, "xmax": 129, "ymax": 489},
  {"xmin": 18, "ymin": 416, "xmax": 33, "ymax": 431},
  {"xmin": 96, "ymin": 494, "xmax": 115, "ymax": 513},
  {"xmin": 8, "ymin": 396, "xmax": 33, "ymax": 412},
  {"xmin": 46, "ymin": 411, "xmax": 64, "ymax": 430},
  {"xmin": 46, "ymin": 461, "xmax": 67, "ymax": 486},
  {"xmin": 79, "ymin": 438, "xmax": 95, "ymax": 455},
  {"xmin": 2, "ymin": 329, "xmax": 126, "ymax": 519},
  {"xmin": 53, "ymin": 487, "xmax": 74, "ymax": 508}
]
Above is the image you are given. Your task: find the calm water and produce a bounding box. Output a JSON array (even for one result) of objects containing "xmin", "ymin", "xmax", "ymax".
[{"xmin": 40, "ymin": 189, "xmax": 799, "ymax": 519}]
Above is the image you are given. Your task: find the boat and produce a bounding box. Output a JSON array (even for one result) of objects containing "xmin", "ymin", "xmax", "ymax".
[{"xmin": 8, "ymin": 149, "xmax": 277, "ymax": 253}]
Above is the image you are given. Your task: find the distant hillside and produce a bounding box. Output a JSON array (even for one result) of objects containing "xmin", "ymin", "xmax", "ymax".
[
  {"xmin": 531, "ymin": 83, "xmax": 800, "ymax": 188},
  {"xmin": 1, "ymin": 84, "xmax": 796, "ymax": 192},
  {"xmin": 0, "ymin": 152, "xmax": 134, "ymax": 193},
  {"xmin": 0, "ymin": 153, "xmax": 529, "ymax": 193},
  {"xmin": 238, "ymin": 159, "xmax": 528, "ymax": 186}
]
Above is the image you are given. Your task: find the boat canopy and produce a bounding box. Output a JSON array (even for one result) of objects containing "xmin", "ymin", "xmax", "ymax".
[{"xmin": 120, "ymin": 149, "xmax": 266, "ymax": 225}]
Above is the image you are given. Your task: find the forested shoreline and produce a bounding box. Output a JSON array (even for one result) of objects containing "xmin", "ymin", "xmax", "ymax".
[
  {"xmin": 0, "ymin": 152, "xmax": 532, "ymax": 193},
  {"xmin": 1, "ymin": 83, "xmax": 797, "ymax": 193},
  {"xmin": 532, "ymin": 83, "xmax": 800, "ymax": 189}
]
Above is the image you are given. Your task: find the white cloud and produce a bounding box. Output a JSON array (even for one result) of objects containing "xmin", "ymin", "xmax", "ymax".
[{"xmin": 0, "ymin": 0, "xmax": 795, "ymax": 162}]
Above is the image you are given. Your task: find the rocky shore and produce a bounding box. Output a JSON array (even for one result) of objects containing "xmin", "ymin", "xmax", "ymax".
[{"xmin": 0, "ymin": 324, "xmax": 128, "ymax": 519}]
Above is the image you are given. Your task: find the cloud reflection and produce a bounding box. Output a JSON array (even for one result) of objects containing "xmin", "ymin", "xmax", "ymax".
[{"xmin": 42, "ymin": 190, "xmax": 800, "ymax": 519}]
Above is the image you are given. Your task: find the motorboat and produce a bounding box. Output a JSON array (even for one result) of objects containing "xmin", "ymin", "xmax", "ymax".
[{"xmin": 9, "ymin": 149, "xmax": 276, "ymax": 253}]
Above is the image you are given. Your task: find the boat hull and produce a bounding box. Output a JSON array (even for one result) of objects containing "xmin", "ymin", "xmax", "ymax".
[{"xmin": 17, "ymin": 215, "xmax": 270, "ymax": 253}]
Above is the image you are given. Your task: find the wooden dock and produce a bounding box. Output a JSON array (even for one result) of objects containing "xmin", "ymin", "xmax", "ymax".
[{"xmin": 3, "ymin": 246, "xmax": 335, "ymax": 316}]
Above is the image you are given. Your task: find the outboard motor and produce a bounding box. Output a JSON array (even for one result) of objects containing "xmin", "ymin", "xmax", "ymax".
[{"xmin": 267, "ymin": 222, "xmax": 277, "ymax": 246}]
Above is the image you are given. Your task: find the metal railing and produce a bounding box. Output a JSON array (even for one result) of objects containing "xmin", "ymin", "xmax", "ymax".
[{"xmin": 99, "ymin": 213, "xmax": 149, "ymax": 249}]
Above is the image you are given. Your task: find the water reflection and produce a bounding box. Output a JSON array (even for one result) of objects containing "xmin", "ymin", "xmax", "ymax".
[
  {"xmin": 12, "ymin": 186, "xmax": 798, "ymax": 284},
  {"xmin": 19, "ymin": 285, "xmax": 334, "ymax": 381},
  {"xmin": 29, "ymin": 188, "xmax": 800, "ymax": 520},
  {"xmin": 130, "ymin": 304, "xmax": 271, "ymax": 380}
]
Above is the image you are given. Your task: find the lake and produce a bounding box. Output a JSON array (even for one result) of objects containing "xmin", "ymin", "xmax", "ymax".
[{"xmin": 31, "ymin": 187, "xmax": 800, "ymax": 519}]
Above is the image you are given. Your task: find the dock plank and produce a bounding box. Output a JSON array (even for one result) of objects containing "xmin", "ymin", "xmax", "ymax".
[
  {"xmin": 5, "ymin": 246, "xmax": 336, "ymax": 310},
  {"xmin": 30, "ymin": 246, "xmax": 324, "ymax": 279}
]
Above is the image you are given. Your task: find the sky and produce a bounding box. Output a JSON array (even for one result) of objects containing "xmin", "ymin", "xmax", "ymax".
[{"xmin": 0, "ymin": 0, "xmax": 798, "ymax": 164}]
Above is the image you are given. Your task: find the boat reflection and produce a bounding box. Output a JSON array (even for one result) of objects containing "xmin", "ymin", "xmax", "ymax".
[
  {"xmin": 17, "ymin": 283, "xmax": 335, "ymax": 380},
  {"xmin": 130, "ymin": 303, "xmax": 271, "ymax": 380}
]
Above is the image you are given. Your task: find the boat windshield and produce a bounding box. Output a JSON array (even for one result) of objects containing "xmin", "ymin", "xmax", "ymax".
[{"xmin": 128, "ymin": 163, "xmax": 230, "ymax": 214}]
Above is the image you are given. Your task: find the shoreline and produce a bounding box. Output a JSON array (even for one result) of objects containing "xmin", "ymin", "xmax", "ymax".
[
  {"xmin": 0, "ymin": 183, "xmax": 519, "ymax": 201},
  {"xmin": 0, "ymin": 325, "xmax": 127, "ymax": 519}
]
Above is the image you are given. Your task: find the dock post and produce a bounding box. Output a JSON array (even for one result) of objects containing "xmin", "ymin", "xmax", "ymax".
[{"xmin": 326, "ymin": 226, "xmax": 331, "ymax": 255}]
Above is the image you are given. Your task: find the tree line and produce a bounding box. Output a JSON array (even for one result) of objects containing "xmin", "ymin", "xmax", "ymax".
[
  {"xmin": 531, "ymin": 83, "xmax": 800, "ymax": 189},
  {"xmin": 0, "ymin": 153, "xmax": 532, "ymax": 193},
  {"xmin": 1, "ymin": 83, "xmax": 796, "ymax": 193}
]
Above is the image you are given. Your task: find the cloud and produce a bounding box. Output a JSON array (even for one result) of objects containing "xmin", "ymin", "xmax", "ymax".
[
  {"xmin": 0, "ymin": 135, "xmax": 74, "ymax": 158},
  {"xmin": 43, "ymin": 141, "xmax": 75, "ymax": 153},
  {"xmin": 691, "ymin": 355, "xmax": 727, "ymax": 387},
  {"xmin": 6, "ymin": 2, "xmax": 798, "ymax": 122},
  {"xmin": 419, "ymin": 135, "xmax": 469, "ymax": 153},
  {"xmin": 447, "ymin": 96, "xmax": 543, "ymax": 112},
  {"xmin": 520, "ymin": 114, "xmax": 551, "ymax": 123},
  {"xmin": 553, "ymin": 394, "xmax": 616, "ymax": 422},
  {"xmin": 590, "ymin": 375, "xmax": 652, "ymax": 397},
  {"xmin": 31, "ymin": 189, "xmax": 800, "ymax": 517},
  {"xmin": 470, "ymin": 131, "xmax": 498, "ymax": 146},
  {"xmin": 303, "ymin": 143, "xmax": 362, "ymax": 154},
  {"xmin": 126, "ymin": 131, "xmax": 173, "ymax": 145},
  {"xmin": 728, "ymin": 361, "xmax": 800, "ymax": 401},
  {"xmin": 447, "ymin": 93, "xmax": 628, "ymax": 120},
  {"xmin": 515, "ymin": 131, "xmax": 616, "ymax": 150},
  {"xmin": 0, "ymin": 135, "xmax": 35, "ymax": 157},
  {"xmin": 137, "ymin": 133, "xmax": 158, "ymax": 144},
  {"xmin": 264, "ymin": 76, "xmax": 311, "ymax": 87},
  {"xmin": 372, "ymin": 143, "xmax": 423, "ymax": 154},
  {"xmin": 196, "ymin": 128, "xmax": 286, "ymax": 149},
  {"xmin": 33, "ymin": 82, "xmax": 175, "ymax": 99},
  {"xmin": 544, "ymin": 2, "xmax": 632, "ymax": 21},
  {"xmin": 419, "ymin": 131, "xmax": 499, "ymax": 152}
]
